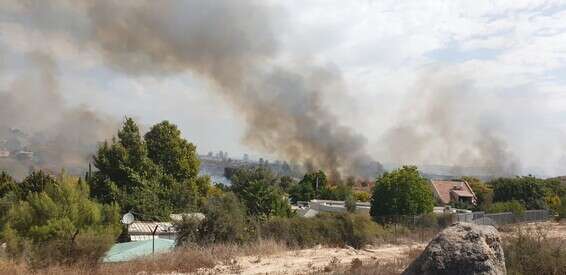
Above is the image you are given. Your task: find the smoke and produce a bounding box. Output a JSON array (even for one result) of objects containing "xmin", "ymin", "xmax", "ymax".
[
  {"xmin": 381, "ymin": 71, "xmax": 520, "ymax": 177},
  {"xmin": 4, "ymin": 0, "xmax": 380, "ymax": 180},
  {"xmin": 0, "ymin": 52, "xmax": 118, "ymax": 178}
]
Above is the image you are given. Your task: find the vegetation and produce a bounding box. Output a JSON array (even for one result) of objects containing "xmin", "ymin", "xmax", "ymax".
[
  {"xmin": 503, "ymin": 225, "xmax": 566, "ymax": 275},
  {"xmin": 259, "ymin": 213, "xmax": 384, "ymax": 249},
  {"xmin": 89, "ymin": 118, "xmax": 210, "ymax": 220},
  {"xmin": 370, "ymin": 166, "xmax": 434, "ymax": 219},
  {"xmin": 227, "ymin": 166, "xmax": 292, "ymax": 218},
  {"xmin": 488, "ymin": 176, "xmax": 547, "ymax": 210},
  {"xmin": 176, "ymin": 192, "xmax": 252, "ymax": 246},
  {"xmin": 288, "ymin": 170, "xmax": 356, "ymax": 204},
  {"xmin": 486, "ymin": 200, "xmax": 526, "ymax": 216},
  {"xmin": 1, "ymin": 172, "xmax": 121, "ymax": 267},
  {"xmin": 463, "ymin": 176, "xmax": 493, "ymax": 211}
]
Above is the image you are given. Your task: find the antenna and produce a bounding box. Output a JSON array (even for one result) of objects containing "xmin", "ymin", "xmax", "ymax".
[{"xmin": 121, "ymin": 212, "xmax": 135, "ymax": 225}]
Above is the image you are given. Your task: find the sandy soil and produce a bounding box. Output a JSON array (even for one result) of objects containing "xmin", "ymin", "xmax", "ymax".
[
  {"xmin": 195, "ymin": 242, "xmax": 425, "ymax": 275},
  {"xmin": 194, "ymin": 221, "xmax": 566, "ymax": 275}
]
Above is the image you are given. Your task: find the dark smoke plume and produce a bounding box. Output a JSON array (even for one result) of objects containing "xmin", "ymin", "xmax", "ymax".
[
  {"xmin": 0, "ymin": 52, "xmax": 118, "ymax": 179},
  {"xmin": 1, "ymin": 0, "xmax": 381, "ymax": 179},
  {"xmin": 381, "ymin": 71, "xmax": 520, "ymax": 177}
]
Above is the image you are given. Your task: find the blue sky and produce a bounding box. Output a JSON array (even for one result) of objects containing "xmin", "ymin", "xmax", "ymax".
[{"xmin": 2, "ymin": 0, "xmax": 566, "ymax": 175}]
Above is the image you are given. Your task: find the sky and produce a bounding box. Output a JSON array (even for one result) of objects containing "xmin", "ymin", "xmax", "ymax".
[{"xmin": 1, "ymin": 0, "xmax": 566, "ymax": 176}]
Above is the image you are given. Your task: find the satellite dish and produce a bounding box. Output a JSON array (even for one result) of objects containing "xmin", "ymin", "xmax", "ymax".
[{"xmin": 121, "ymin": 212, "xmax": 134, "ymax": 225}]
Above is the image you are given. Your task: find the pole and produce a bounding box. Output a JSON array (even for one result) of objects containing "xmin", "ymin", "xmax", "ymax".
[{"xmin": 152, "ymin": 225, "xmax": 159, "ymax": 255}]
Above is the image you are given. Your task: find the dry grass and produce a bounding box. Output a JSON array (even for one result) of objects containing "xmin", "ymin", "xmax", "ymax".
[
  {"xmin": 0, "ymin": 239, "xmax": 287, "ymax": 275},
  {"xmin": 311, "ymin": 247, "xmax": 423, "ymax": 275}
]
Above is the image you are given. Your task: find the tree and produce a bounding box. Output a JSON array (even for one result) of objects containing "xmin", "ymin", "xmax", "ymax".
[
  {"xmin": 0, "ymin": 171, "xmax": 16, "ymax": 198},
  {"xmin": 228, "ymin": 167, "xmax": 291, "ymax": 218},
  {"xmin": 2, "ymin": 174, "xmax": 121, "ymax": 267},
  {"xmin": 370, "ymin": 166, "xmax": 434, "ymax": 219},
  {"xmin": 462, "ymin": 176, "xmax": 493, "ymax": 211},
  {"xmin": 144, "ymin": 121, "xmax": 200, "ymax": 182},
  {"xmin": 488, "ymin": 176, "xmax": 547, "ymax": 209},
  {"xmin": 17, "ymin": 170, "xmax": 58, "ymax": 200},
  {"xmin": 289, "ymin": 170, "xmax": 328, "ymax": 203},
  {"xmin": 89, "ymin": 118, "xmax": 210, "ymax": 220}
]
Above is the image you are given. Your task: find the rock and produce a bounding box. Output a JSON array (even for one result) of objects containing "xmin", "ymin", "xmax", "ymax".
[{"xmin": 402, "ymin": 222, "xmax": 506, "ymax": 275}]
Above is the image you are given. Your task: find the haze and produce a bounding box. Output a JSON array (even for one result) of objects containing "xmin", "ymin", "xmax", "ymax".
[{"xmin": 1, "ymin": 0, "xmax": 565, "ymax": 177}]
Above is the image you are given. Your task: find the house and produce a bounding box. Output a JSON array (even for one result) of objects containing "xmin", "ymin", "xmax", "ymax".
[
  {"xmin": 429, "ymin": 180, "xmax": 477, "ymax": 206},
  {"xmin": 295, "ymin": 199, "xmax": 371, "ymax": 217},
  {"xmin": 126, "ymin": 213, "xmax": 205, "ymax": 242},
  {"xmin": 128, "ymin": 222, "xmax": 177, "ymax": 241}
]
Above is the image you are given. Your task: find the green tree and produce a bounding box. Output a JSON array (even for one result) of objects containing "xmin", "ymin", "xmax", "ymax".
[
  {"xmin": 0, "ymin": 171, "xmax": 16, "ymax": 198},
  {"xmin": 144, "ymin": 121, "xmax": 200, "ymax": 182},
  {"xmin": 89, "ymin": 118, "xmax": 210, "ymax": 220},
  {"xmin": 228, "ymin": 167, "xmax": 292, "ymax": 218},
  {"xmin": 462, "ymin": 176, "xmax": 493, "ymax": 211},
  {"xmin": 489, "ymin": 176, "xmax": 546, "ymax": 209},
  {"xmin": 17, "ymin": 170, "xmax": 58, "ymax": 200},
  {"xmin": 289, "ymin": 170, "xmax": 328, "ymax": 203},
  {"xmin": 370, "ymin": 166, "xmax": 434, "ymax": 219},
  {"xmin": 2, "ymin": 174, "xmax": 121, "ymax": 267}
]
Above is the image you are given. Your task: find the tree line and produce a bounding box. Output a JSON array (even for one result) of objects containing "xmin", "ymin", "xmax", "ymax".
[{"xmin": 1, "ymin": 117, "xmax": 566, "ymax": 268}]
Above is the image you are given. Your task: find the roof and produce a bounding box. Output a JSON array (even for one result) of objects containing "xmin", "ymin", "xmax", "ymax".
[
  {"xmin": 430, "ymin": 180, "xmax": 476, "ymax": 205},
  {"xmin": 451, "ymin": 189, "xmax": 474, "ymax": 197},
  {"xmin": 103, "ymin": 239, "xmax": 175, "ymax": 263},
  {"xmin": 128, "ymin": 222, "xmax": 176, "ymax": 235},
  {"xmin": 169, "ymin": 213, "xmax": 205, "ymax": 222}
]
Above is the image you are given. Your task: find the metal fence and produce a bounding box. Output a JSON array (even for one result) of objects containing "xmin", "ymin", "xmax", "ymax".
[
  {"xmin": 455, "ymin": 209, "xmax": 552, "ymax": 226},
  {"xmin": 375, "ymin": 209, "xmax": 554, "ymax": 243}
]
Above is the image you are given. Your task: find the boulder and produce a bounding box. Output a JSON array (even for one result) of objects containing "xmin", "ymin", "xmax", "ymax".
[{"xmin": 402, "ymin": 222, "xmax": 506, "ymax": 275}]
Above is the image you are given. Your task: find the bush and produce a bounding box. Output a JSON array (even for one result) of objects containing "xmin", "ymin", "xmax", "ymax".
[
  {"xmin": 487, "ymin": 200, "xmax": 526, "ymax": 216},
  {"xmin": 177, "ymin": 192, "xmax": 251, "ymax": 246},
  {"xmin": 260, "ymin": 213, "xmax": 383, "ymax": 249},
  {"xmin": 558, "ymin": 196, "xmax": 566, "ymax": 220},
  {"xmin": 504, "ymin": 226, "xmax": 566, "ymax": 274},
  {"xmin": 1, "ymin": 175, "xmax": 121, "ymax": 268}
]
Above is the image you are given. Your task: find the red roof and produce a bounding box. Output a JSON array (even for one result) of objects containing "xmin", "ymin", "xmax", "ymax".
[{"xmin": 430, "ymin": 180, "xmax": 476, "ymax": 205}]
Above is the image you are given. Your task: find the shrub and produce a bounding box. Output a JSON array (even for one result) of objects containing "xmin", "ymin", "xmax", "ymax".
[
  {"xmin": 487, "ymin": 200, "xmax": 525, "ymax": 216},
  {"xmin": 260, "ymin": 213, "xmax": 383, "ymax": 249},
  {"xmin": 558, "ymin": 196, "xmax": 566, "ymax": 220},
  {"xmin": 2, "ymin": 175, "xmax": 121, "ymax": 268},
  {"xmin": 353, "ymin": 191, "xmax": 370, "ymax": 202},
  {"xmin": 504, "ymin": 225, "xmax": 566, "ymax": 274},
  {"xmin": 178, "ymin": 192, "xmax": 251, "ymax": 245}
]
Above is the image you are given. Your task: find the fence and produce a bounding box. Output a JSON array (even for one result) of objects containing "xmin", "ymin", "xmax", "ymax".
[
  {"xmin": 454, "ymin": 209, "xmax": 552, "ymax": 226},
  {"xmin": 375, "ymin": 209, "xmax": 554, "ymax": 243}
]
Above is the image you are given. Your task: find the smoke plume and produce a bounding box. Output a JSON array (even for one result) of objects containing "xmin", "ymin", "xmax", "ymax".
[
  {"xmin": 0, "ymin": 52, "xmax": 118, "ymax": 179},
  {"xmin": 381, "ymin": 71, "xmax": 520, "ymax": 177},
  {"xmin": 1, "ymin": 0, "xmax": 381, "ymax": 179}
]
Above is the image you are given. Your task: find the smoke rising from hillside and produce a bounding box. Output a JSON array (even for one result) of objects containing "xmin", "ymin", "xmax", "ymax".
[
  {"xmin": 0, "ymin": 52, "xmax": 118, "ymax": 178},
  {"xmin": 381, "ymin": 72, "xmax": 520, "ymax": 176},
  {"xmin": 1, "ymin": 0, "xmax": 383, "ymax": 179}
]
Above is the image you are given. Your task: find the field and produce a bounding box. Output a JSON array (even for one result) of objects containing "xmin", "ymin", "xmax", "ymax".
[{"xmin": 1, "ymin": 221, "xmax": 565, "ymax": 275}]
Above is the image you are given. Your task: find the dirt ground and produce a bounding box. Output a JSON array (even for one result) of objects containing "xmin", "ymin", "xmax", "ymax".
[
  {"xmin": 195, "ymin": 242, "xmax": 425, "ymax": 275},
  {"xmin": 194, "ymin": 221, "xmax": 566, "ymax": 275}
]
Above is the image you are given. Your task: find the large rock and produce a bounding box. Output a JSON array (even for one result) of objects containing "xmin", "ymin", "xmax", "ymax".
[{"xmin": 402, "ymin": 222, "xmax": 506, "ymax": 275}]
